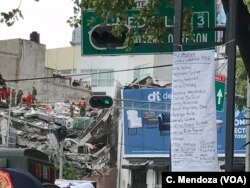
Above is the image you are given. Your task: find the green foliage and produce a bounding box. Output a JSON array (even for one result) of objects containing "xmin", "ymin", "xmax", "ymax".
[
  {"xmin": 69, "ymin": 0, "xmax": 194, "ymax": 50},
  {"xmin": 235, "ymin": 50, "xmax": 247, "ymax": 110},
  {"xmin": 243, "ymin": 0, "xmax": 250, "ymax": 12},
  {"xmin": 69, "ymin": 0, "xmax": 250, "ymax": 50},
  {"xmin": 0, "ymin": 0, "xmax": 39, "ymax": 27},
  {"xmin": 62, "ymin": 165, "xmax": 78, "ymax": 180},
  {"xmin": 0, "ymin": 8, "xmax": 23, "ymax": 26},
  {"xmin": 123, "ymin": 0, "xmax": 167, "ymax": 50},
  {"xmin": 67, "ymin": 0, "xmax": 82, "ymax": 28},
  {"xmin": 182, "ymin": 7, "xmax": 194, "ymax": 42}
]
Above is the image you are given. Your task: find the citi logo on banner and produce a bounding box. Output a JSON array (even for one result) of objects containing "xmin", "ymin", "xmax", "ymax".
[{"xmin": 147, "ymin": 91, "xmax": 171, "ymax": 102}]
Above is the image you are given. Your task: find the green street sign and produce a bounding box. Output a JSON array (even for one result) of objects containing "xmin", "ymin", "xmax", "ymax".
[
  {"xmin": 82, "ymin": 0, "xmax": 215, "ymax": 55},
  {"xmin": 215, "ymin": 75, "xmax": 226, "ymax": 112}
]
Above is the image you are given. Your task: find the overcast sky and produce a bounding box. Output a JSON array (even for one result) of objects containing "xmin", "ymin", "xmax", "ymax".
[{"xmin": 0, "ymin": 0, "xmax": 75, "ymax": 49}]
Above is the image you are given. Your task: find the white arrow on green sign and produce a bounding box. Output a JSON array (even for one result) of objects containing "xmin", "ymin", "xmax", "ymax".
[
  {"xmin": 215, "ymin": 75, "xmax": 226, "ymax": 112},
  {"xmin": 217, "ymin": 89, "xmax": 223, "ymax": 106}
]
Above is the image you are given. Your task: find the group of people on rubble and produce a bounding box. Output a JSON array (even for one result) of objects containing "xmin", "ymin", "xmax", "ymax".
[
  {"xmin": 72, "ymin": 78, "xmax": 83, "ymax": 87},
  {"xmin": 1, "ymin": 86, "xmax": 38, "ymax": 109},
  {"xmin": 70, "ymin": 97, "xmax": 86, "ymax": 118},
  {"xmin": 0, "ymin": 74, "xmax": 38, "ymax": 108}
]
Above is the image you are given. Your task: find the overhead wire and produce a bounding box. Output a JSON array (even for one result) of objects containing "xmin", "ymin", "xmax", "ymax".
[
  {"xmin": 5, "ymin": 64, "xmax": 173, "ymax": 82},
  {"xmin": 3, "ymin": 38, "xmax": 232, "ymax": 83}
]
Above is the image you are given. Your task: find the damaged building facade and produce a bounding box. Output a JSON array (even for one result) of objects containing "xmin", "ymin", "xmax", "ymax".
[
  {"xmin": 0, "ymin": 38, "xmax": 116, "ymax": 187},
  {"xmin": 0, "ymin": 100, "xmax": 117, "ymax": 188}
]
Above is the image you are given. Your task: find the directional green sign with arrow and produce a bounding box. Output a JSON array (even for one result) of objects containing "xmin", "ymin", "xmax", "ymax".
[{"xmin": 215, "ymin": 75, "xmax": 226, "ymax": 112}]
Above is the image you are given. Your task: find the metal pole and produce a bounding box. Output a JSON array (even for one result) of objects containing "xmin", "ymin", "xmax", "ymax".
[
  {"xmin": 59, "ymin": 140, "xmax": 63, "ymax": 179},
  {"xmin": 246, "ymin": 81, "xmax": 250, "ymax": 171},
  {"xmin": 173, "ymin": 0, "xmax": 183, "ymax": 52},
  {"xmin": 6, "ymin": 87, "xmax": 12, "ymax": 148},
  {"xmin": 171, "ymin": 0, "xmax": 183, "ymax": 172},
  {"xmin": 225, "ymin": 0, "xmax": 238, "ymax": 172}
]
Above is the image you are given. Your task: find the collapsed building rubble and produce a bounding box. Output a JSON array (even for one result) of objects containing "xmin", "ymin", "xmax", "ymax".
[{"xmin": 0, "ymin": 98, "xmax": 117, "ymax": 177}]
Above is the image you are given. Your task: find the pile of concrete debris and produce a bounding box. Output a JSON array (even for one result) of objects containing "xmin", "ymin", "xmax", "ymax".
[{"xmin": 0, "ymin": 101, "xmax": 114, "ymax": 177}]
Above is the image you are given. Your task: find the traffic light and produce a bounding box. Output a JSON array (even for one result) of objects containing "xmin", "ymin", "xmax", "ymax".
[
  {"xmin": 91, "ymin": 26, "xmax": 128, "ymax": 48},
  {"xmin": 88, "ymin": 95, "xmax": 113, "ymax": 109}
]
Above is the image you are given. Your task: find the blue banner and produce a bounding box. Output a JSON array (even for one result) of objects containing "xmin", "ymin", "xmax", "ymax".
[
  {"xmin": 122, "ymin": 88, "xmax": 246, "ymax": 157},
  {"xmin": 123, "ymin": 88, "xmax": 171, "ymax": 157},
  {"xmin": 217, "ymin": 101, "xmax": 247, "ymax": 156}
]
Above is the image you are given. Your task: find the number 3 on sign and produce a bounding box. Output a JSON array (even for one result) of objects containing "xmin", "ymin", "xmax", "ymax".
[{"xmin": 193, "ymin": 12, "xmax": 209, "ymax": 28}]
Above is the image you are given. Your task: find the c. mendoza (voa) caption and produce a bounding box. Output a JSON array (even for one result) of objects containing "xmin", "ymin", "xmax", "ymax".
[{"xmin": 162, "ymin": 172, "xmax": 250, "ymax": 187}]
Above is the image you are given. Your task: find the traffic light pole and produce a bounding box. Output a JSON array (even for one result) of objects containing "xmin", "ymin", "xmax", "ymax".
[
  {"xmin": 7, "ymin": 86, "xmax": 13, "ymax": 148},
  {"xmin": 59, "ymin": 140, "xmax": 63, "ymax": 179},
  {"xmin": 225, "ymin": 0, "xmax": 238, "ymax": 172}
]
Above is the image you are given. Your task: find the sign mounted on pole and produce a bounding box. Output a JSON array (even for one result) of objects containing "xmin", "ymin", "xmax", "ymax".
[
  {"xmin": 171, "ymin": 50, "xmax": 219, "ymax": 171},
  {"xmin": 215, "ymin": 75, "xmax": 226, "ymax": 112},
  {"xmin": 82, "ymin": 0, "xmax": 215, "ymax": 55}
]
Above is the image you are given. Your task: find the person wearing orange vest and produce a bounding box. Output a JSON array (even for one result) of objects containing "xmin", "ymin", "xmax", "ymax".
[{"xmin": 79, "ymin": 98, "xmax": 86, "ymax": 117}]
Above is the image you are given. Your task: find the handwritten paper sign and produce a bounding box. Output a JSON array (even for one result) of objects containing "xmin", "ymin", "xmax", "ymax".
[{"xmin": 171, "ymin": 50, "xmax": 219, "ymax": 171}]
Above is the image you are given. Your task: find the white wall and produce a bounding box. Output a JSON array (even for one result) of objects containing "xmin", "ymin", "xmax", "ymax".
[
  {"xmin": 77, "ymin": 55, "xmax": 130, "ymax": 97},
  {"xmin": 153, "ymin": 54, "xmax": 173, "ymax": 85}
]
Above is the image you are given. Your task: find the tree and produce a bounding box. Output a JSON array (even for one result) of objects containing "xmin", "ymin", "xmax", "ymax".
[
  {"xmin": 68, "ymin": 0, "xmax": 191, "ymax": 50},
  {"xmin": 221, "ymin": 0, "xmax": 250, "ymax": 79},
  {"xmin": 0, "ymin": 0, "xmax": 39, "ymax": 26},
  {"xmin": 235, "ymin": 50, "xmax": 247, "ymax": 110},
  {"xmin": 68, "ymin": 0, "xmax": 250, "ymax": 78}
]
